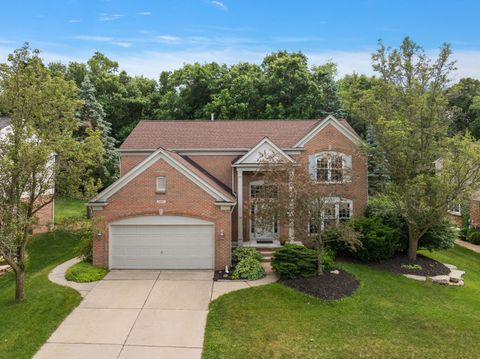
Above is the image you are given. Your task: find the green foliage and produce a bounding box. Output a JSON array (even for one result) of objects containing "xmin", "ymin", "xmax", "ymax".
[
  {"xmin": 367, "ymin": 37, "xmax": 480, "ymax": 260},
  {"xmin": 271, "ymin": 244, "xmax": 318, "ymax": 279},
  {"xmin": 232, "ymin": 257, "xmax": 265, "ymax": 280},
  {"xmin": 351, "ymin": 217, "xmax": 401, "ymax": 262},
  {"xmin": 232, "ymin": 247, "xmax": 263, "ymax": 263},
  {"xmin": 447, "ymin": 77, "xmax": 480, "ymax": 139},
  {"xmin": 322, "ymin": 248, "xmax": 336, "ymax": 271},
  {"xmin": 467, "ymin": 229, "xmax": 480, "ymax": 244},
  {"xmin": 65, "ymin": 261, "xmax": 108, "ymax": 283},
  {"xmin": 77, "ymin": 75, "xmax": 119, "ymax": 186},
  {"xmin": 367, "ymin": 196, "xmax": 456, "ymax": 253},
  {"xmin": 401, "ymin": 264, "xmax": 422, "ymax": 270},
  {"xmin": 81, "ymin": 238, "xmax": 93, "ymax": 263},
  {"xmin": 419, "ymin": 219, "xmax": 456, "ymax": 251}
]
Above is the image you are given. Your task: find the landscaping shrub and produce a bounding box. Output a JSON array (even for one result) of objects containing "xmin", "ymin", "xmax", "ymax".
[
  {"xmin": 467, "ymin": 229, "xmax": 480, "ymax": 244},
  {"xmin": 232, "ymin": 247, "xmax": 263, "ymax": 263},
  {"xmin": 232, "ymin": 257, "xmax": 265, "ymax": 280},
  {"xmin": 322, "ymin": 248, "xmax": 335, "ymax": 270},
  {"xmin": 271, "ymin": 244, "xmax": 317, "ymax": 279},
  {"xmin": 65, "ymin": 261, "xmax": 108, "ymax": 283},
  {"xmin": 351, "ymin": 217, "xmax": 401, "ymax": 262},
  {"xmin": 367, "ymin": 196, "xmax": 456, "ymax": 252},
  {"xmin": 419, "ymin": 218, "xmax": 456, "ymax": 250}
]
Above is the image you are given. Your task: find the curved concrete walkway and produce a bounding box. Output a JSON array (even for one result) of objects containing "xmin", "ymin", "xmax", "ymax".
[
  {"xmin": 35, "ymin": 260, "xmax": 277, "ymax": 359},
  {"xmin": 48, "ymin": 257, "xmax": 100, "ymax": 298},
  {"xmin": 456, "ymin": 239, "xmax": 480, "ymax": 254}
]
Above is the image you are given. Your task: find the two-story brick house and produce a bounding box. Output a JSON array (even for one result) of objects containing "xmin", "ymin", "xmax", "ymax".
[{"xmin": 87, "ymin": 115, "xmax": 368, "ymax": 270}]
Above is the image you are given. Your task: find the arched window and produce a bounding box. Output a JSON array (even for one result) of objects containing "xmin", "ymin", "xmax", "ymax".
[{"xmin": 308, "ymin": 151, "xmax": 352, "ymax": 183}]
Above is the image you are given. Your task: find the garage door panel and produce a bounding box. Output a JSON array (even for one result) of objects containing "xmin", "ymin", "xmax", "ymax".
[{"xmin": 110, "ymin": 222, "xmax": 214, "ymax": 269}]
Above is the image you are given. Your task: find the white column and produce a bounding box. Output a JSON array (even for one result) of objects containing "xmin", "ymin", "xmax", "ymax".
[
  {"xmin": 237, "ymin": 169, "xmax": 244, "ymax": 246},
  {"xmin": 288, "ymin": 168, "xmax": 294, "ymax": 242}
]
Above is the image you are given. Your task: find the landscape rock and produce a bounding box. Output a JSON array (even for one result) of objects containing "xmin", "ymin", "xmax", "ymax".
[
  {"xmin": 330, "ymin": 270, "xmax": 340, "ymax": 275},
  {"xmin": 403, "ymin": 274, "xmax": 427, "ymax": 282},
  {"xmin": 444, "ymin": 263, "xmax": 457, "ymax": 270},
  {"xmin": 430, "ymin": 275, "xmax": 450, "ymax": 284}
]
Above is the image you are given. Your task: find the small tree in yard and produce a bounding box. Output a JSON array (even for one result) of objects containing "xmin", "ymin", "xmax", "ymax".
[
  {"xmin": 369, "ymin": 37, "xmax": 480, "ymax": 261},
  {"xmin": 253, "ymin": 154, "xmax": 360, "ymax": 275},
  {"xmin": 0, "ymin": 45, "xmax": 104, "ymax": 302}
]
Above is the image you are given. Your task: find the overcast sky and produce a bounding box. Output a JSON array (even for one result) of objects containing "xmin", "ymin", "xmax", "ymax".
[{"xmin": 1, "ymin": 0, "xmax": 479, "ymax": 80}]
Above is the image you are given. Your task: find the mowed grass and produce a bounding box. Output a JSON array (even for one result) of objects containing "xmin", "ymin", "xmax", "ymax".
[
  {"xmin": 0, "ymin": 231, "xmax": 85, "ymax": 359},
  {"xmin": 203, "ymin": 246, "xmax": 480, "ymax": 359},
  {"xmin": 54, "ymin": 197, "xmax": 86, "ymax": 222}
]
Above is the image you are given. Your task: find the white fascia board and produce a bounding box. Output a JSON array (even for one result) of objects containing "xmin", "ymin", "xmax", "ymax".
[
  {"xmin": 91, "ymin": 148, "xmax": 233, "ymax": 203},
  {"xmin": 294, "ymin": 115, "xmax": 361, "ymax": 147},
  {"xmin": 234, "ymin": 137, "xmax": 295, "ymax": 165}
]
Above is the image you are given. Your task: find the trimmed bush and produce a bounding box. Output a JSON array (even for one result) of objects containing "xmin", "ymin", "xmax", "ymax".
[
  {"xmin": 467, "ymin": 229, "xmax": 480, "ymax": 244},
  {"xmin": 232, "ymin": 247, "xmax": 263, "ymax": 263},
  {"xmin": 351, "ymin": 217, "xmax": 401, "ymax": 262},
  {"xmin": 65, "ymin": 261, "xmax": 108, "ymax": 283},
  {"xmin": 232, "ymin": 257, "xmax": 265, "ymax": 280},
  {"xmin": 271, "ymin": 244, "xmax": 317, "ymax": 279},
  {"xmin": 419, "ymin": 218, "xmax": 456, "ymax": 250}
]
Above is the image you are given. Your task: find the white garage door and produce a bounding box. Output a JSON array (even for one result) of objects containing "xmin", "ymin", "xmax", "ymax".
[{"xmin": 109, "ymin": 216, "xmax": 214, "ymax": 269}]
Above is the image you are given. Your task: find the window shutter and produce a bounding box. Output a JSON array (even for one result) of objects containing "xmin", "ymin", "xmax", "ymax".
[
  {"xmin": 344, "ymin": 155, "xmax": 352, "ymax": 182},
  {"xmin": 308, "ymin": 155, "xmax": 316, "ymax": 180}
]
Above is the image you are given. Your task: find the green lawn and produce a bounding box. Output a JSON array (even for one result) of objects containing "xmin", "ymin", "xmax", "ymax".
[
  {"xmin": 0, "ymin": 230, "xmax": 84, "ymax": 359},
  {"xmin": 65, "ymin": 261, "xmax": 108, "ymax": 283},
  {"xmin": 203, "ymin": 246, "xmax": 480, "ymax": 359},
  {"xmin": 54, "ymin": 197, "xmax": 86, "ymax": 222}
]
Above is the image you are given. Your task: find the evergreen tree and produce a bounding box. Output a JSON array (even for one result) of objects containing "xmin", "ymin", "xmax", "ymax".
[
  {"xmin": 365, "ymin": 125, "xmax": 389, "ymax": 194},
  {"xmin": 78, "ymin": 75, "xmax": 119, "ymax": 187}
]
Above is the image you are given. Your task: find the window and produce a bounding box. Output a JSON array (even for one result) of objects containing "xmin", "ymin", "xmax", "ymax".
[
  {"xmin": 448, "ymin": 203, "xmax": 461, "ymax": 215},
  {"xmin": 314, "ymin": 153, "xmax": 346, "ymax": 183},
  {"xmin": 308, "ymin": 199, "xmax": 353, "ymax": 233},
  {"xmin": 156, "ymin": 176, "xmax": 166, "ymax": 193}
]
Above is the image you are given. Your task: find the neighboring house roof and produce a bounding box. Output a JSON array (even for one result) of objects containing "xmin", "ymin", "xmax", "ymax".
[
  {"xmin": 0, "ymin": 117, "xmax": 11, "ymax": 131},
  {"xmin": 89, "ymin": 147, "xmax": 236, "ymax": 205}
]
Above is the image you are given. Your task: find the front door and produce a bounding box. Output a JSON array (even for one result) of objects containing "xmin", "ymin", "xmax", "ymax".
[{"xmin": 250, "ymin": 181, "xmax": 277, "ymax": 243}]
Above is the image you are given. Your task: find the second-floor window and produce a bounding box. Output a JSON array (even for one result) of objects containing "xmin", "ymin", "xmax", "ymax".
[{"xmin": 313, "ymin": 152, "xmax": 349, "ymax": 183}]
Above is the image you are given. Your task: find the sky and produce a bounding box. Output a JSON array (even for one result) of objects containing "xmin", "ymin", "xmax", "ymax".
[{"xmin": 1, "ymin": 0, "xmax": 479, "ymax": 80}]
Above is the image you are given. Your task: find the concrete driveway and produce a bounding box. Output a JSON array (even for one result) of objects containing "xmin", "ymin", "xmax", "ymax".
[{"xmin": 34, "ymin": 270, "xmax": 214, "ymax": 359}]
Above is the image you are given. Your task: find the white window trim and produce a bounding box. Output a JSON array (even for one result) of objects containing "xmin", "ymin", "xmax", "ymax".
[
  {"xmin": 314, "ymin": 151, "xmax": 347, "ymax": 184},
  {"xmin": 308, "ymin": 198, "xmax": 353, "ymax": 233},
  {"xmin": 156, "ymin": 176, "xmax": 166, "ymax": 193}
]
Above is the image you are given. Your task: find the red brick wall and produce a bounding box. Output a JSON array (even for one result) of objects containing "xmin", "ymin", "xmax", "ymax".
[
  {"xmin": 93, "ymin": 157, "xmax": 231, "ymax": 270},
  {"xmin": 470, "ymin": 199, "xmax": 480, "ymax": 227},
  {"xmin": 33, "ymin": 200, "xmax": 53, "ymax": 234},
  {"xmin": 186, "ymin": 155, "xmax": 238, "ymax": 188},
  {"xmin": 299, "ymin": 123, "xmax": 368, "ymax": 217},
  {"xmin": 120, "ymin": 155, "xmax": 148, "ymax": 176}
]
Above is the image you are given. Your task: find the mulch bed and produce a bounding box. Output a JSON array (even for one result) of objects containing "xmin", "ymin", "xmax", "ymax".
[
  {"xmin": 370, "ymin": 254, "xmax": 450, "ymax": 277},
  {"xmin": 279, "ymin": 269, "xmax": 359, "ymax": 300},
  {"xmin": 213, "ymin": 267, "xmax": 239, "ymax": 281}
]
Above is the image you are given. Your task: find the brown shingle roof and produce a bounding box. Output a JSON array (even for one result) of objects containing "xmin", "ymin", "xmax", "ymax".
[{"xmin": 120, "ymin": 119, "xmax": 322, "ymax": 150}]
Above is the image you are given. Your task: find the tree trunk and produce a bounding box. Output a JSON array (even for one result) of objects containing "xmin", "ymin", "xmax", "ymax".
[
  {"xmin": 317, "ymin": 241, "xmax": 324, "ymax": 276},
  {"xmin": 15, "ymin": 269, "xmax": 25, "ymax": 303},
  {"xmin": 407, "ymin": 225, "xmax": 419, "ymax": 262}
]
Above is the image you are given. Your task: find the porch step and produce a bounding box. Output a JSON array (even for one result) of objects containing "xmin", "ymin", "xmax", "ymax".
[{"xmin": 256, "ymin": 248, "xmax": 275, "ymax": 263}]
